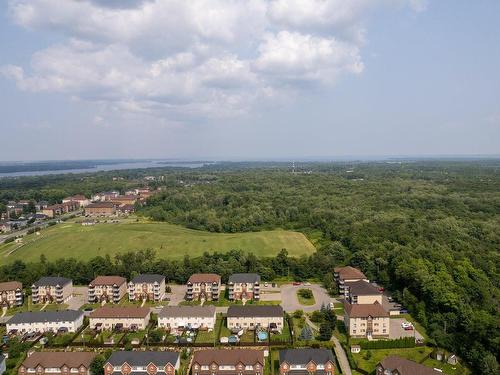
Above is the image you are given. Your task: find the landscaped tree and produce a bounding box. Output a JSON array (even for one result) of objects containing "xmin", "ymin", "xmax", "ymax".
[
  {"xmin": 300, "ymin": 326, "xmax": 313, "ymax": 341},
  {"xmin": 318, "ymin": 322, "xmax": 332, "ymax": 341},
  {"xmin": 90, "ymin": 355, "xmax": 106, "ymax": 375}
]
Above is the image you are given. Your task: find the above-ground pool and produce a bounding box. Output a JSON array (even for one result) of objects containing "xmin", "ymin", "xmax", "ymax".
[{"xmin": 257, "ymin": 331, "xmax": 268, "ymax": 341}]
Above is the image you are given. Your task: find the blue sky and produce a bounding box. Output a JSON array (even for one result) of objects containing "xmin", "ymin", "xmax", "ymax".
[{"xmin": 0, "ymin": 0, "xmax": 499, "ymax": 161}]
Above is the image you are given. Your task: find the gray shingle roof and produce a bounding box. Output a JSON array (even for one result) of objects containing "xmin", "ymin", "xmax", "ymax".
[
  {"xmin": 7, "ymin": 310, "xmax": 83, "ymax": 324},
  {"xmin": 130, "ymin": 274, "xmax": 165, "ymax": 284},
  {"xmin": 345, "ymin": 280, "xmax": 381, "ymax": 296},
  {"xmin": 158, "ymin": 305, "xmax": 216, "ymax": 318},
  {"xmin": 228, "ymin": 273, "xmax": 261, "ymax": 284},
  {"xmin": 279, "ymin": 349, "xmax": 335, "ymax": 365},
  {"xmin": 107, "ymin": 351, "xmax": 179, "ymax": 367},
  {"xmin": 227, "ymin": 305, "xmax": 283, "ymax": 318},
  {"xmin": 32, "ymin": 276, "xmax": 72, "ymax": 287}
]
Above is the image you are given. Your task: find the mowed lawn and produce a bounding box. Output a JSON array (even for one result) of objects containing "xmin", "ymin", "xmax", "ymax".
[{"xmin": 0, "ymin": 220, "xmax": 316, "ymax": 262}]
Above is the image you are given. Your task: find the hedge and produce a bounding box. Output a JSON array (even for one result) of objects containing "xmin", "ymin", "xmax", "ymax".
[{"xmin": 360, "ymin": 337, "xmax": 415, "ymax": 349}]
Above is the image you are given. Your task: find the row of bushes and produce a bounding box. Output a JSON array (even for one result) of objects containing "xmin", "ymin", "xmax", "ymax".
[{"xmin": 359, "ymin": 336, "xmax": 415, "ymax": 349}]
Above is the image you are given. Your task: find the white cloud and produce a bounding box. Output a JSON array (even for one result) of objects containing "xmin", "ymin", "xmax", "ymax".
[{"xmin": 3, "ymin": 0, "xmax": 425, "ymax": 123}]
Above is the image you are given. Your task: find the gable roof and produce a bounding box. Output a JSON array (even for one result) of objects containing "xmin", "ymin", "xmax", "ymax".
[
  {"xmin": 131, "ymin": 274, "xmax": 165, "ymax": 284},
  {"xmin": 379, "ymin": 356, "xmax": 440, "ymax": 375},
  {"xmin": 0, "ymin": 281, "xmax": 22, "ymax": 292},
  {"xmin": 227, "ymin": 305, "xmax": 283, "ymax": 318},
  {"xmin": 86, "ymin": 202, "xmax": 116, "ymax": 209},
  {"xmin": 187, "ymin": 273, "xmax": 221, "ymax": 284},
  {"xmin": 107, "ymin": 351, "xmax": 179, "ymax": 367},
  {"xmin": 345, "ymin": 280, "xmax": 381, "ymax": 296},
  {"xmin": 158, "ymin": 305, "xmax": 216, "ymax": 319},
  {"xmin": 279, "ymin": 349, "xmax": 335, "ymax": 365},
  {"xmin": 228, "ymin": 273, "xmax": 261, "ymax": 284},
  {"xmin": 21, "ymin": 352, "xmax": 96, "ymax": 369},
  {"xmin": 334, "ymin": 266, "xmax": 367, "ymax": 280},
  {"xmin": 89, "ymin": 276, "xmax": 127, "ymax": 287},
  {"xmin": 193, "ymin": 349, "xmax": 264, "ymax": 366},
  {"xmin": 32, "ymin": 276, "xmax": 72, "ymax": 287},
  {"xmin": 345, "ymin": 301, "xmax": 388, "ymax": 318},
  {"xmin": 7, "ymin": 310, "xmax": 83, "ymax": 325},
  {"xmin": 90, "ymin": 306, "xmax": 150, "ymax": 319}
]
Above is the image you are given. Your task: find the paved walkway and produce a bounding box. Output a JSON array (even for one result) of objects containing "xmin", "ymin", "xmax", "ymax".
[{"xmin": 305, "ymin": 316, "xmax": 351, "ymax": 375}]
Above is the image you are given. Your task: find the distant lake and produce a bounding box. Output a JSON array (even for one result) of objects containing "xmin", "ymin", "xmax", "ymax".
[{"xmin": 0, "ymin": 160, "xmax": 210, "ymax": 178}]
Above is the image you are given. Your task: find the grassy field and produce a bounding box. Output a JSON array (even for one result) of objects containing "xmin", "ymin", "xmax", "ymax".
[{"xmin": 0, "ymin": 219, "xmax": 316, "ymax": 263}]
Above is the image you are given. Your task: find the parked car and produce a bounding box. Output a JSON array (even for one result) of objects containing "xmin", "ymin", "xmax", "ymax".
[
  {"xmin": 379, "ymin": 287, "xmax": 385, "ymax": 292},
  {"xmin": 401, "ymin": 322, "xmax": 414, "ymax": 330},
  {"xmin": 400, "ymin": 308, "xmax": 409, "ymax": 314},
  {"xmin": 304, "ymin": 282, "xmax": 311, "ymax": 286},
  {"xmin": 264, "ymin": 282, "xmax": 269, "ymax": 287},
  {"xmin": 292, "ymin": 282, "xmax": 301, "ymax": 286}
]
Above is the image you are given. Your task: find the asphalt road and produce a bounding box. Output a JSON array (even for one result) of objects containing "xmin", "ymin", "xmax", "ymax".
[{"xmin": 280, "ymin": 283, "xmax": 333, "ymax": 312}]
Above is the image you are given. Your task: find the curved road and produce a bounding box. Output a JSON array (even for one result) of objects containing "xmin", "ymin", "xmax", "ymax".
[{"xmin": 280, "ymin": 283, "xmax": 333, "ymax": 312}]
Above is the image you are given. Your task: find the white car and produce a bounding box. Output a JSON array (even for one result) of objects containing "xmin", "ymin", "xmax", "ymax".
[{"xmin": 401, "ymin": 322, "xmax": 412, "ymax": 329}]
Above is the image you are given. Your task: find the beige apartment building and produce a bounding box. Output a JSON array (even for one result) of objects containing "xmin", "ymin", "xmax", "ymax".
[
  {"xmin": 228, "ymin": 273, "xmax": 260, "ymax": 301},
  {"xmin": 158, "ymin": 305, "xmax": 217, "ymax": 331},
  {"xmin": 344, "ymin": 301, "xmax": 390, "ymax": 339},
  {"xmin": 345, "ymin": 280, "xmax": 382, "ymax": 304},
  {"xmin": 88, "ymin": 276, "xmax": 127, "ymax": 304},
  {"xmin": 89, "ymin": 307, "xmax": 151, "ymax": 330},
  {"xmin": 7, "ymin": 310, "xmax": 84, "ymax": 334},
  {"xmin": 227, "ymin": 305, "xmax": 284, "ymax": 332},
  {"xmin": 128, "ymin": 274, "xmax": 166, "ymax": 302},
  {"xmin": 31, "ymin": 277, "xmax": 73, "ymax": 304},
  {"xmin": 84, "ymin": 202, "xmax": 116, "ymax": 216},
  {"xmin": 18, "ymin": 351, "xmax": 96, "ymax": 375},
  {"xmin": 186, "ymin": 273, "xmax": 221, "ymax": 301},
  {"xmin": 0, "ymin": 281, "xmax": 23, "ymax": 308},
  {"xmin": 334, "ymin": 266, "xmax": 369, "ymax": 294}
]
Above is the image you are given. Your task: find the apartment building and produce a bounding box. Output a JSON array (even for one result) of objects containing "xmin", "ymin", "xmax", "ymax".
[
  {"xmin": 7, "ymin": 310, "xmax": 84, "ymax": 334},
  {"xmin": 228, "ymin": 273, "xmax": 260, "ymax": 301},
  {"xmin": 18, "ymin": 352, "xmax": 96, "ymax": 375},
  {"xmin": 334, "ymin": 266, "xmax": 368, "ymax": 294},
  {"xmin": 279, "ymin": 349, "xmax": 336, "ymax": 375},
  {"xmin": 88, "ymin": 276, "xmax": 127, "ymax": 304},
  {"xmin": 84, "ymin": 202, "xmax": 116, "ymax": 216},
  {"xmin": 227, "ymin": 305, "xmax": 284, "ymax": 332},
  {"xmin": 192, "ymin": 349, "xmax": 264, "ymax": 375},
  {"xmin": 63, "ymin": 195, "xmax": 90, "ymax": 207},
  {"xmin": 128, "ymin": 274, "xmax": 166, "ymax": 302},
  {"xmin": 344, "ymin": 301, "xmax": 390, "ymax": 339},
  {"xmin": 158, "ymin": 305, "xmax": 216, "ymax": 331},
  {"xmin": 104, "ymin": 351, "xmax": 180, "ymax": 375},
  {"xmin": 344, "ymin": 280, "xmax": 382, "ymax": 304},
  {"xmin": 41, "ymin": 201, "xmax": 80, "ymax": 218},
  {"xmin": 89, "ymin": 306, "xmax": 151, "ymax": 330},
  {"xmin": 31, "ymin": 277, "xmax": 73, "ymax": 304},
  {"xmin": 186, "ymin": 274, "xmax": 221, "ymax": 301},
  {"xmin": 376, "ymin": 356, "xmax": 441, "ymax": 375},
  {"xmin": 109, "ymin": 195, "xmax": 137, "ymax": 206},
  {"xmin": 0, "ymin": 281, "xmax": 23, "ymax": 308}
]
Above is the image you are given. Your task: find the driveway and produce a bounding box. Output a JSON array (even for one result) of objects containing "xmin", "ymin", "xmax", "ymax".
[
  {"xmin": 166, "ymin": 284, "xmax": 186, "ymax": 306},
  {"xmin": 68, "ymin": 286, "xmax": 87, "ymax": 310},
  {"xmin": 280, "ymin": 283, "xmax": 333, "ymax": 312},
  {"xmin": 390, "ymin": 318, "xmax": 424, "ymax": 340}
]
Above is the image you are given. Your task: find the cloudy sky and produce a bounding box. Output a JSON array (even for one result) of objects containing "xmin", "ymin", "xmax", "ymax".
[{"xmin": 0, "ymin": 0, "xmax": 499, "ymax": 161}]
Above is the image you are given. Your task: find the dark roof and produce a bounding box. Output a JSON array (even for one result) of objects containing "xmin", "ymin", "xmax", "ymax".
[
  {"xmin": 8, "ymin": 310, "xmax": 83, "ymax": 324},
  {"xmin": 86, "ymin": 202, "xmax": 116, "ymax": 209},
  {"xmin": 131, "ymin": 274, "xmax": 165, "ymax": 284},
  {"xmin": 193, "ymin": 349, "xmax": 264, "ymax": 366},
  {"xmin": 21, "ymin": 352, "xmax": 96, "ymax": 369},
  {"xmin": 158, "ymin": 305, "xmax": 216, "ymax": 318},
  {"xmin": 334, "ymin": 266, "xmax": 367, "ymax": 280},
  {"xmin": 89, "ymin": 276, "xmax": 127, "ymax": 286},
  {"xmin": 228, "ymin": 273, "xmax": 261, "ymax": 284},
  {"xmin": 0, "ymin": 281, "xmax": 22, "ymax": 292},
  {"xmin": 379, "ymin": 356, "xmax": 440, "ymax": 375},
  {"xmin": 32, "ymin": 276, "xmax": 72, "ymax": 287},
  {"xmin": 345, "ymin": 301, "xmax": 388, "ymax": 318},
  {"xmin": 0, "ymin": 354, "xmax": 5, "ymax": 363},
  {"xmin": 90, "ymin": 306, "xmax": 150, "ymax": 319},
  {"xmin": 188, "ymin": 273, "xmax": 221, "ymax": 284},
  {"xmin": 279, "ymin": 349, "xmax": 335, "ymax": 365},
  {"xmin": 227, "ymin": 305, "xmax": 283, "ymax": 318},
  {"xmin": 345, "ymin": 280, "xmax": 381, "ymax": 296},
  {"xmin": 107, "ymin": 351, "xmax": 179, "ymax": 366}
]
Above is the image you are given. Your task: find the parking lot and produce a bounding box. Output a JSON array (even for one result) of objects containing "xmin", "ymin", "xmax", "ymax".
[{"xmin": 389, "ymin": 318, "xmax": 424, "ymax": 340}]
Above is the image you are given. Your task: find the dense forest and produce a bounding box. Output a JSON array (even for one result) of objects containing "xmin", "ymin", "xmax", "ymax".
[{"xmin": 0, "ymin": 160, "xmax": 499, "ymax": 373}]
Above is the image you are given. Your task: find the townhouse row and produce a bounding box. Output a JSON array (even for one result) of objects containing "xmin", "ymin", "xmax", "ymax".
[
  {"xmin": 15, "ymin": 348, "xmax": 337, "ymax": 375},
  {"xmin": 6, "ymin": 305, "xmax": 285, "ymax": 335}
]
